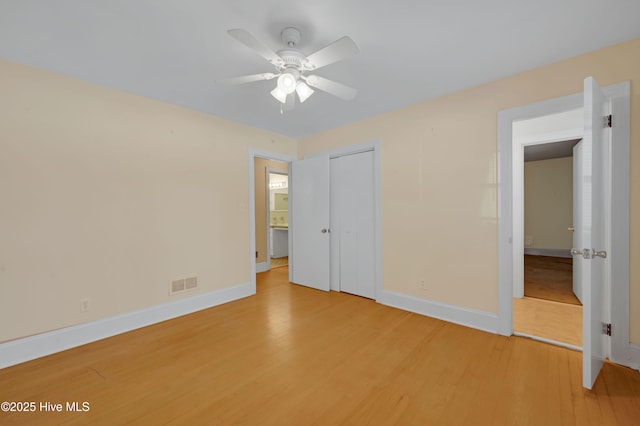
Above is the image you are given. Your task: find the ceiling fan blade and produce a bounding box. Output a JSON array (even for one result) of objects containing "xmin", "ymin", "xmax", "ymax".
[
  {"xmin": 228, "ymin": 29, "xmax": 284, "ymax": 66},
  {"xmin": 217, "ymin": 73, "xmax": 277, "ymax": 86},
  {"xmin": 304, "ymin": 75, "xmax": 357, "ymax": 101},
  {"xmin": 304, "ymin": 36, "xmax": 359, "ymax": 70}
]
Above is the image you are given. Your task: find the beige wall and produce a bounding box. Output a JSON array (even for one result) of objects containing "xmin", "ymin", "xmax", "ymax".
[
  {"xmin": 524, "ymin": 157, "xmax": 573, "ymax": 250},
  {"xmin": 254, "ymin": 158, "xmax": 288, "ymax": 264},
  {"xmin": 299, "ymin": 38, "xmax": 640, "ymax": 344},
  {"xmin": 0, "ymin": 59, "xmax": 296, "ymax": 342},
  {"xmin": 2, "ymin": 38, "xmax": 640, "ymax": 347}
]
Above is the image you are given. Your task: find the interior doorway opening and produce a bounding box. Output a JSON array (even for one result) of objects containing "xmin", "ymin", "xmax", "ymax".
[
  {"xmin": 267, "ymin": 170, "xmax": 289, "ymax": 270},
  {"xmin": 253, "ymin": 157, "xmax": 290, "ymax": 275},
  {"xmin": 249, "ymin": 150, "xmax": 296, "ymax": 295},
  {"xmin": 513, "ymin": 132, "xmax": 583, "ymax": 349}
]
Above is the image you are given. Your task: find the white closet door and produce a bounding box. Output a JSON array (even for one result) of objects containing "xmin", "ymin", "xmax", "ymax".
[
  {"xmin": 290, "ymin": 157, "xmax": 330, "ymax": 291},
  {"xmin": 330, "ymin": 151, "xmax": 375, "ymax": 299}
]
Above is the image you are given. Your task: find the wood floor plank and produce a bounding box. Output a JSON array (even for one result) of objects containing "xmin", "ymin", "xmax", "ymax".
[
  {"xmin": 524, "ymin": 255, "xmax": 580, "ymax": 305},
  {"xmin": 1, "ymin": 267, "xmax": 639, "ymax": 425},
  {"xmin": 513, "ymin": 296, "xmax": 582, "ymax": 347}
]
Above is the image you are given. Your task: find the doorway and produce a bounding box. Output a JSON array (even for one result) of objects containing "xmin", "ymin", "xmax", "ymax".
[
  {"xmin": 249, "ymin": 150, "xmax": 296, "ymax": 293},
  {"xmin": 513, "ymin": 134, "xmax": 583, "ymax": 348},
  {"xmin": 267, "ymin": 169, "xmax": 289, "ymax": 269},
  {"xmin": 497, "ymin": 80, "xmax": 633, "ymax": 387},
  {"xmin": 253, "ymin": 157, "xmax": 289, "ymax": 274}
]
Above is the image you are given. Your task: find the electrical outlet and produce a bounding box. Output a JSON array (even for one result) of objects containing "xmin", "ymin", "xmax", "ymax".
[
  {"xmin": 80, "ymin": 298, "xmax": 90, "ymax": 312},
  {"xmin": 420, "ymin": 280, "xmax": 427, "ymax": 290},
  {"xmin": 524, "ymin": 235, "xmax": 534, "ymax": 247}
]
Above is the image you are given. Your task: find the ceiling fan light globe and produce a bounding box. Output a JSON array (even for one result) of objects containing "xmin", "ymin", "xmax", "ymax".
[
  {"xmin": 270, "ymin": 87, "xmax": 288, "ymax": 103},
  {"xmin": 277, "ymin": 73, "xmax": 297, "ymax": 94},
  {"xmin": 296, "ymin": 82, "xmax": 314, "ymax": 103}
]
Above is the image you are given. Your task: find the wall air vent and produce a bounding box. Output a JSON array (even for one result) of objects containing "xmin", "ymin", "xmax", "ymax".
[{"xmin": 169, "ymin": 276, "xmax": 199, "ymax": 296}]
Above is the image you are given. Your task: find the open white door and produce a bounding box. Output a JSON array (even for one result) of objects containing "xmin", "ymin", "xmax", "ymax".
[
  {"xmin": 575, "ymin": 77, "xmax": 608, "ymax": 389},
  {"xmin": 290, "ymin": 156, "xmax": 330, "ymax": 291}
]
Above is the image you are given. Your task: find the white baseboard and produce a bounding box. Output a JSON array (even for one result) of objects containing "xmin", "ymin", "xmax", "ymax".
[
  {"xmin": 618, "ymin": 343, "xmax": 640, "ymax": 371},
  {"xmin": 524, "ymin": 248, "xmax": 572, "ymax": 258},
  {"xmin": 625, "ymin": 343, "xmax": 640, "ymax": 371},
  {"xmin": 377, "ymin": 290, "xmax": 499, "ymax": 334},
  {"xmin": 0, "ymin": 282, "xmax": 253, "ymax": 370},
  {"xmin": 255, "ymin": 262, "xmax": 268, "ymax": 273}
]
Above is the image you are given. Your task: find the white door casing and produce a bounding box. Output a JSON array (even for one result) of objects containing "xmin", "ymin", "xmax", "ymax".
[
  {"xmin": 572, "ymin": 142, "xmax": 584, "ymax": 304},
  {"xmin": 290, "ymin": 156, "xmax": 331, "ymax": 291}
]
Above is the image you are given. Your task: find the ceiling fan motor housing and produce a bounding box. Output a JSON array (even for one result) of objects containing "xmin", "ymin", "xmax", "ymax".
[
  {"xmin": 278, "ymin": 49, "xmax": 304, "ymax": 70},
  {"xmin": 281, "ymin": 27, "xmax": 301, "ymax": 47}
]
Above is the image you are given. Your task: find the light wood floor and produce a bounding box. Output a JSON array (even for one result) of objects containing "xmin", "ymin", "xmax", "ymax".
[
  {"xmin": 270, "ymin": 256, "xmax": 288, "ymax": 268},
  {"xmin": 1, "ymin": 267, "xmax": 639, "ymax": 425},
  {"xmin": 524, "ymin": 255, "xmax": 580, "ymax": 305},
  {"xmin": 514, "ymin": 297, "xmax": 582, "ymax": 347},
  {"xmin": 516, "ymin": 255, "xmax": 582, "ymax": 347}
]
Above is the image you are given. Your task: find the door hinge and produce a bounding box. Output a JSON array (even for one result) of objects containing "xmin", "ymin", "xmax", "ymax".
[
  {"xmin": 603, "ymin": 323, "xmax": 612, "ymax": 336},
  {"xmin": 605, "ymin": 114, "xmax": 612, "ymax": 128}
]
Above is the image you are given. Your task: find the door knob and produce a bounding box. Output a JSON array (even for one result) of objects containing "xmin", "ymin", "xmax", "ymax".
[
  {"xmin": 321, "ymin": 228, "xmax": 327, "ymax": 233},
  {"xmin": 571, "ymin": 248, "xmax": 592, "ymax": 259},
  {"xmin": 568, "ymin": 227, "xmax": 575, "ymax": 232},
  {"xmin": 593, "ymin": 250, "xmax": 607, "ymax": 259}
]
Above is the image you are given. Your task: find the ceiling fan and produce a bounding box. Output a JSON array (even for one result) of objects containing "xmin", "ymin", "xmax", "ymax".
[{"xmin": 220, "ymin": 27, "xmax": 359, "ymax": 110}]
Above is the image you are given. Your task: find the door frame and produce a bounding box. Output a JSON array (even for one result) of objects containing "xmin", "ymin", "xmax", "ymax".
[
  {"xmin": 497, "ymin": 81, "xmax": 638, "ymax": 369},
  {"xmin": 265, "ymin": 167, "xmax": 289, "ymax": 271},
  {"xmin": 512, "ymin": 110, "xmax": 584, "ymax": 300},
  {"xmin": 248, "ymin": 149, "xmax": 296, "ymax": 293},
  {"xmin": 304, "ymin": 140, "xmax": 383, "ymax": 300}
]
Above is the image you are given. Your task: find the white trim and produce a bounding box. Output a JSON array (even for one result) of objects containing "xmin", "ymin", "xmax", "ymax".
[
  {"xmin": 378, "ymin": 291, "xmax": 499, "ymax": 334},
  {"xmin": 497, "ymin": 81, "xmax": 635, "ymax": 369},
  {"xmin": 302, "ymin": 140, "xmax": 383, "ymax": 300},
  {"xmin": 626, "ymin": 344, "xmax": 640, "ymax": 371},
  {"xmin": 513, "ymin": 332, "xmax": 582, "ymax": 352},
  {"xmin": 248, "ymin": 149, "xmax": 296, "ymax": 290},
  {"xmin": 255, "ymin": 262, "xmax": 269, "ymax": 273},
  {"xmin": 523, "ymin": 248, "xmax": 572, "ymax": 258},
  {"xmin": 0, "ymin": 282, "xmax": 252, "ymax": 369},
  {"xmin": 517, "ymin": 128, "xmax": 583, "ymax": 146}
]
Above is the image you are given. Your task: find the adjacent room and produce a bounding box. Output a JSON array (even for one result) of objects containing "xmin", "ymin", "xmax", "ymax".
[
  {"xmin": 1, "ymin": 1, "xmax": 640, "ymax": 424},
  {"xmin": 511, "ymin": 110, "xmax": 585, "ymax": 349}
]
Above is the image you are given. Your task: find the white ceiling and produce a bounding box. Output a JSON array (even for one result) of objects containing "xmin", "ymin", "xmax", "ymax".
[{"xmin": 1, "ymin": 1, "xmax": 639, "ymax": 139}]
